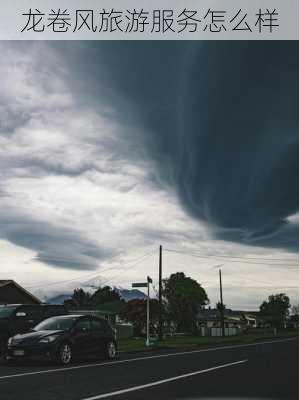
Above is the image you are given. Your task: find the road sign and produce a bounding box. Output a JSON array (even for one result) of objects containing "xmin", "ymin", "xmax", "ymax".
[{"xmin": 132, "ymin": 282, "xmax": 148, "ymax": 288}]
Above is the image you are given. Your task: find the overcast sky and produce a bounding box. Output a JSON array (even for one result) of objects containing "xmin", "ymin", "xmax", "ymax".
[{"xmin": 1, "ymin": 41, "xmax": 299, "ymax": 310}]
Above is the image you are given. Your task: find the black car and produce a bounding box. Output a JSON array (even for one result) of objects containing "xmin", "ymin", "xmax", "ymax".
[
  {"xmin": 6, "ymin": 314, "xmax": 117, "ymax": 365},
  {"xmin": 0, "ymin": 304, "xmax": 67, "ymax": 355}
]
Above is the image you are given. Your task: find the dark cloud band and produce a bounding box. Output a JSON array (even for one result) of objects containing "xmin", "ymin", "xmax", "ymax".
[{"xmin": 61, "ymin": 41, "xmax": 299, "ymax": 250}]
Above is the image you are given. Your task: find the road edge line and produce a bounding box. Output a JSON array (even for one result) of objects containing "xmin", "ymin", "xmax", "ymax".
[{"xmin": 81, "ymin": 359, "xmax": 248, "ymax": 400}]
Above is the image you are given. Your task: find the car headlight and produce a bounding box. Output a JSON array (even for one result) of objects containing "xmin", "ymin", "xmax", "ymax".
[{"xmin": 38, "ymin": 335, "xmax": 60, "ymax": 344}]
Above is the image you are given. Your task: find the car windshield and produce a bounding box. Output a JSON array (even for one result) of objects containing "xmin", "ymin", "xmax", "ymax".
[
  {"xmin": 0, "ymin": 306, "xmax": 17, "ymax": 318},
  {"xmin": 34, "ymin": 316, "xmax": 78, "ymax": 331}
]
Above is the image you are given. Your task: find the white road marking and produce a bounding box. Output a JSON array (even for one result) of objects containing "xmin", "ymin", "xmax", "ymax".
[
  {"xmin": 81, "ymin": 359, "xmax": 248, "ymax": 399},
  {"xmin": 0, "ymin": 336, "xmax": 297, "ymax": 381}
]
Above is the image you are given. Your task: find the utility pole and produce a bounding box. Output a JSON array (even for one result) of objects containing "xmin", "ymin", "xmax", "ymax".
[
  {"xmin": 219, "ymin": 268, "xmax": 225, "ymax": 337},
  {"xmin": 158, "ymin": 245, "xmax": 163, "ymax": 341}
]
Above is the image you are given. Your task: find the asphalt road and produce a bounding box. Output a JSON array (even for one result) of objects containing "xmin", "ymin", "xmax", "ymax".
[{"xmin": 0, "ymin": 337, "xmax": 298, "ymax": 400}]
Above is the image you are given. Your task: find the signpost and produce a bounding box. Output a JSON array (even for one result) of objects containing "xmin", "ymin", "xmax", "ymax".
[{"xmin": 132, "ymin": 276, "xmax": 152, "ymax": 346}]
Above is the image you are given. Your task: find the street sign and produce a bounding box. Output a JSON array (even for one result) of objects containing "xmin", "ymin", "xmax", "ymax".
[
  {"xmin": 147, "ymin": 276, "xmax": 153, "ymax": 283},
  {"xmin": 132, "ymin": 282, "xmax": 148, "ymax": 288}
]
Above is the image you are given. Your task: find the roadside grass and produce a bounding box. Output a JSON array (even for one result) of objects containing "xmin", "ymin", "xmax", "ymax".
[{"xmin": 118, "ymin": 329, "xmax": 299, "ymax": 353}]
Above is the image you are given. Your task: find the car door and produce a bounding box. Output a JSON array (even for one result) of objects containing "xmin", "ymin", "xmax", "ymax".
[
  {"xmin": 90, "ymin": 317, "xmax": 111, "ymax": 354},
  {"xmin": 72, "ymin": 317, "xmax": 93, "ymax": 356}
]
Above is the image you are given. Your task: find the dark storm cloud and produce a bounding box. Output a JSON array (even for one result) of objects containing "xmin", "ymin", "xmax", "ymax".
[
  {"xmin": 175, "ymin": 42, "xmax": 299, "ymax": 237},
  {"xmin": 57, "ymin": 42, "xmax": 299, "ymax": 250},
  {"xmin": 0, "ymin": 212, "xmax": 114, "ymax": 270}
]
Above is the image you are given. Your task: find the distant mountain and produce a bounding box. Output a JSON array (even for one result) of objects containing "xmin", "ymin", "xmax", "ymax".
[
  {"xmin": 117, "ymin": 288, "xmax": 147, "ymax": 301},
  {"xmin": 45, "ymin": 288, "xmax": 147, "ymax": 305}
]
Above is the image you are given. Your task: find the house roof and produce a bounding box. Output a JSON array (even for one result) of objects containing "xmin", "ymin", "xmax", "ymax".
[
  {"xmin": 0, "ymin": 280, "xmax": 13, "ymax": 288},
  {"xmin": 0, "ymin": 280, "xmax": 41, "ymax": 304},
  {"xmin": 197, "ymin": 308, "xmax": 219, "ymax": 320},
  {"xmin": 198, "ymin": 308, "xmax": 261, "ymax": 321}
]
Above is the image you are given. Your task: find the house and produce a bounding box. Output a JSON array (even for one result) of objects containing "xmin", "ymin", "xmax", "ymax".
[
  {"xmin": 196, "ymin": 307, "xmax": 265, "ymax": 336},
  {"xmin": 0, "ymin": 280, "xmax": 41, "ymax": 305},
  {"xmin": 224, "ymin": 309, "xmax": 263, "ymax": 329}
]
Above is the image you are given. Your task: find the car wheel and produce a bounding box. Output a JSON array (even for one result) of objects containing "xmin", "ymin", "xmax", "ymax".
[
  {"xmin": 105, "ymin": 341, "xmax": 117, "ymax": 360},
  {"xmin": 57, "ymin": 343, "xmax": 72, "ymax": 365}
]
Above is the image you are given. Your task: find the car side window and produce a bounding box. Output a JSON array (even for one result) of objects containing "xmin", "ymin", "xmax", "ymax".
[
  {"xmin": 91, "ymin": 318, "xmax": 105, "ymax": 332},
  {"xmin": 75, "ymin": 318, "xmax": 91, "ymax": 332}
]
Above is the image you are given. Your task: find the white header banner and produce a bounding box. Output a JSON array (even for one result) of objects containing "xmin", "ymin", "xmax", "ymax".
[{"xmin": 0, "ymin": 0, "xmax": 296, "ymax": 40}]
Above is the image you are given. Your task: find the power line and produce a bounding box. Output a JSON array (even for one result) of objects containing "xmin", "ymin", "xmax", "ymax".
[
  {"xmin": 88, "ymin": 252, "xmax": 155, "ymax": 288},
  {"xmin": 164, "ymin": 248, "xmax": 299, "ymax": 268},
  {"xmin": 83, "ymin": 251, "xmax": 155, "ymax": 287},
  {"xmin": 205, "ymin": 285, "xmax": 299, "ymax": 290},
  {"xmin": 29, "ymin": 247, "xmax": 144, "ymax": 268},
  {"xmin": 164, "ymin": 247, "xmax": 299, "ymax": 263},
  {"xmin": 27, "ymin": 266, "xmax": 119, "ymax": 290},
  {"xmin": 164, "ymin": 247, "xmax": 299, "ymax": 289},
  {"xmin": 27, "ymin": 250, "xmax": 155, "ymax": 290},
  {"xmin": 183, "ymin": 252, "xmax": 299, "ymax": 263},
  {"xmin": 26, "ymin": 251, "xmax": 128, "ymax": 287}
]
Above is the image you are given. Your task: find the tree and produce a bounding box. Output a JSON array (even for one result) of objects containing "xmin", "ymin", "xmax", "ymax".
[
  {"xmin": 260, "ymin": 293, "xmax": 290, "ymax": 328},
  {"xmin": 91, "ymin": 286, "xmax": 120, "ymax": 307},
  {"xmin": 120, "ymin": 298, "xmax": 159, "ymax": 336},
  {"xmin": 163, "ymin": 272, "xmax": 209, "ymax": 333},
  {"xmin": 65, "ymin": 288, "xmax": 92, "ymax": 309},
  {"xmin": 63, "ymin": 298, "xmax": 77, "ymax": 310}
]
